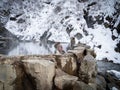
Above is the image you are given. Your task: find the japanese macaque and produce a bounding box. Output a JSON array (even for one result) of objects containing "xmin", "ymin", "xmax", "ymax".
[
  {"xmin": 54, "ymin": 42, "xmax": 65, "ymax": 54},
  {"xmin": 70, "ymin": 37, "xmax": 75, "ymax": 49},
  {"xmin": 67, "ymin": 37, "xmax": 76, "ymax": 50}
]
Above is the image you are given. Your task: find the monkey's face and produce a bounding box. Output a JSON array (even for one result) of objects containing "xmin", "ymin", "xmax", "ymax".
[{"xmin": 57, "ymin": 44, "xmax": 63, "ymax": 52}]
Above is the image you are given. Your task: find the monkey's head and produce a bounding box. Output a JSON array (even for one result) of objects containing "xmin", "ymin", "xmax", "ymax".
[
  {"xmin": 70, "ymin": 37, "xmax": 75, "ymax": 45},
  {"xmin": 54, "ymin": 42, "xmax": 60, "ymax": 49}
]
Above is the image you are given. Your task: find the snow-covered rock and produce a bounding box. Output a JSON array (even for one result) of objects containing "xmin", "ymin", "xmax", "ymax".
[
  {"xmin": 107, "ymin": 70, "xmax": 120, "ymax": 80},
  {"xmin": 106, "ymin": 70, "xmax": 120, "ymax": 89},
  {"xmin": 0, "ymin": 0, "xmax": 120, "ymax": 63}
]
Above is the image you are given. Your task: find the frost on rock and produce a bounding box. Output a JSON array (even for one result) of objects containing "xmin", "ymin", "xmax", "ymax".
[{"xmin": 107, "ymin": 70, "xmax": 120, "ymax": 80}]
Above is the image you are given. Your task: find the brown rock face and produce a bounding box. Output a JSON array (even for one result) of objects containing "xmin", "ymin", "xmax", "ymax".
[
  {"xmin": 0, "ymin": 64, "xmax": 16, "ymax": 90},
  {"xmin": 55, "ymin": 53, "xmax": 77, "ymax": 76},
  {"xmin": 55, "ymin": 68, "xmax": 78, "ymax": 90},
  {"xmin": 0, "ymin": 45, "xmax": 97, "ymax": 90},
  {"xmin": 79, "ymin": 54, "xmax": 97, "ymax": 83},
  {"xmin": 22, "ymin": 59, "xmax": 55, "ymax": 90},
  {"xmin": 73, "ymin": 81, "xmax": 94, "ymax": 90},
  {"xmin": 68, "ymin": 46, "xmax": 86, "ymax": 60},
  {"xmin": 78, "ymin": 53, "xmax": 97, "ymax": 90}
]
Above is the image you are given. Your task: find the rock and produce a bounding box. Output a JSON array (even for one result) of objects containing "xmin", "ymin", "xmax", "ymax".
[
  {"xmin": 106, "ymin": 70, "xmax": 120, "ymax": 88},
  {"xmin": 97, "ymin": 60, "xmax": 120, "ymax": 77},
  {"xmin": 75, "ymin": 33, "xmax": 83, "ymax": 40},
  {"xmin": 79, "ymin": 54, "xmax": 97, "ymax": 84},
  {"xmin": 107, "ymin": 83, "xmax": 120, "ymax": 90},
  {"xmin": 55, "ymin": 53, "xmax": 77, "ymax": 76},
  {"xmin": 68, "ymin": 46, "xmax": 86, "ymax": 62},
  {"xmin": 0, "ymin": 26, "xmax": 18, "ymax": 55},
  {"xmin": 111, "ymin": 87, "xmax": 119, "ymax": 90},
  {"xmin": 87, "ymin": 49, "xmax": 96, "ymax": 58},
  {"xmin": 22, "ymin": 59, "xmax": 55, "ymax": 90},
  {"xmin": 55, "ymin": 68, "xmax": 78, "ymax": 90},
  {"xmin": 0, "ymin": 64, "xmax": 16, "ymax": 90},
  {"xmin": 0, "ymin": 82, "xmax": 3, "ymax": 90},
  {"xmin": 0, "ymin": 44, "xmax": 98, "ymax": 90},
  {"xmin": 73, "ymin": 81, "xmax": 94, "ymax": 90},
  {"xmin": 96, "ymin": 75, "xmax": 106, "ymax": 90}
]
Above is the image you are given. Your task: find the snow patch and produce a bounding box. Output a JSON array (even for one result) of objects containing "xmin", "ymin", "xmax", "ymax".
[{"xmin": 107, "ymin": 70, "xmax": 120, "ymax": 80}]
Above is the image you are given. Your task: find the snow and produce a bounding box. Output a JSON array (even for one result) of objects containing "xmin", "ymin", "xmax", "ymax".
[
  {"xmin": 112, "ymin": 87, "xmax": 119, "ymax": 90},
  {"xmin": 112, "ymin": 87, "xmax": 118, "ymax": 90},
  {"xmin": 4, "ymin": 0, "xmax": 120, "ymax": 63},
  {"xmin": 107, "ymin": 70, "xmax": 120, "ymax": 80},
  {"xmin": 79, "ymin": 25, "xmax": 120, "ymax": 63},
  {"xmin": 113, "ymin": 29, "xmax": 119, "ymax": 37}
]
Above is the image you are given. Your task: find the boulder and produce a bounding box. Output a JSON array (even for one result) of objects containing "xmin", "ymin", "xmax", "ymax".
[
  {"xmin": 55, "ymin": 68, "xmax": 78, "ymax": 90},
  {"xmin": 96, "ymin": 75, "xmax": 106, "ymax": 90},
  {"xmin": 55, "ymin": 53, "xmax": 77, "ymax": 75},
  {"xmin": 68, "ymin": 46, "xmax": 86, "ymax": 60},
  {"xmin": 79, "ymin": 53, "xmax": 97, "ymax": 84},
  {"xmin": 73, "ymin": 81, "xmax": 94, "ymax": 90},
  {"xmin": 0, "ymin": 64, "xmax": 16, "ymax": 90},
  {"xmin": 0, "ymin": 82, "xmax": 3, "ymax": 90},
  {"xmin": 107, "ymin": 83, "xmax": 120, "ymax": 90},
  {"xmin": 22, "ymin": 59, "xmax": 55, "ymax": 90},
  {"xmin": 87, "ymin": 49, "xmax": 96, "ymax": 58},
  {"xmin": 106, "ymin": 70, "xmax": 120, "ymax": 88}
]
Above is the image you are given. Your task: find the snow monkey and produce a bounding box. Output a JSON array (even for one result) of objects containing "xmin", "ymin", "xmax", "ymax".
[
  {"xmin": 54, "ymin": 42, "xmax": 65, "ymax": 54},
  {"xmin": 67, "ymin": 37, "xmax": 76, "ymax": 50},
  {"xmin": 70, "ymin": 37, "xmax": 75, "ymax": 49}
]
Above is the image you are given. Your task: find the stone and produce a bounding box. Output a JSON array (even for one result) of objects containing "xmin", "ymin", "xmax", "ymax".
[
  {"xmin": 75, "ymin": 33, "xmax": 83, "ymax": 40},
  {"xmin": 73, "ymin": 81, "xmax": 94, "ymax": 90},
  {"xmin": 106, "ymin": 70, "xmax": 120, "ymax": 88},
  {"xmin": 107, "ymin": 83, "xmax": 120, "ymax": 90},
  {"xmin": 22, "ymin": 59, "xmax": 55, "ymax": 90},
  {"xmin": 68, "ymin": 46, "xmax": 86, "ymax": 64},
  {"xmin": 0, "ymin": 64, "xmax": 16, "ymax": 90},
  {"xmin": 96, "ymin": 75, "xmax": 106, "ymax": 90},
  {"xmin": 55, "ymin": 68, "xmax": 78, "ymax": 90},
  {"xmin": 79, "ymin": 54, "xmax": 97, "ymax": 84},
  {"xmin": 87, "ymin": 49, "xmax": 96, "ymax": 58},
  {"xmin": 0, "ymin": 82, "xmax": 3, "ymax": 90},
  {"xmin": 55, "ymin": 53, "xmax": 77, "ymax": 76}
]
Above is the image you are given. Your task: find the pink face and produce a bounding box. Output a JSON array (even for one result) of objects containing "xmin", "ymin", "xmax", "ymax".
[{"xmin": 57, "ymin": 44, "xmax": 63, "ymax": 52}]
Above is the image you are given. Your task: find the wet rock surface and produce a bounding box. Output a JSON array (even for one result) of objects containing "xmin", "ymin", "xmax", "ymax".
[{"xmin": 97, "ymin": 60, "xmax": 120, "ymax": 90}]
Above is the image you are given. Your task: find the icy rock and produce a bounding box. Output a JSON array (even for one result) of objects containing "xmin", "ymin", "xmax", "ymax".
[{"xmin": 106, "ymin": 70, "xmax": 120, "ymax": 88}]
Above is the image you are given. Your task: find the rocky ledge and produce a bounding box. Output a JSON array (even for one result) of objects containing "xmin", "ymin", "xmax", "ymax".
[{"xmin": 0, "ymin": 44, "xmax": 99, "ymax": 90}]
